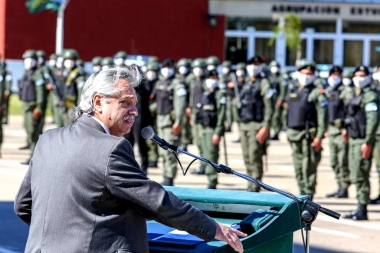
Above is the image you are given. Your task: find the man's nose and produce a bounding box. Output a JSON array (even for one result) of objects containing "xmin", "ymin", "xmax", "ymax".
[{"xmin": 130, "ymin": 105, "xmax": 138, "ymax": 116}]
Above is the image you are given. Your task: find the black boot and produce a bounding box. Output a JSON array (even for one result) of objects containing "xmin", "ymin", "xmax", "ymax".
[
  {"xmin": 326, "ymin": 188, "xmax": 340, "ymax": 198},
  {"xmin": 148, "ymin": 161, "xmax": 158, "ymax": 168},
  {"xmin": 271, "ymin": 134, "xmax": 279, "ymax": 141},
  {"xmin": 191, "ymin": 165, "xmax": 205, "ymax": 175},
  {"xmin": 232, "ymin": 138, "xmax": 241, "ymax": 143},
  {"xmin": 343, "ymin": 204, "xmax": 368, "ymax": 220},
  {"xmin": 370, "ymin": 195, "xmax": 380, "ymax": 204},
  {"xmin": 207, "ymin": 184, "xmax": 216, "ymax": 189},
  {"xmin": 336, "ymin": 188, "xmax": 348, "ymax": 198},
  {"xmin": 21, "ymin": 158, "xmax": 31, "ymax": 165},
  {"xmin": 161, "ymin": 177, "xmax": 174, "ymax": 186},
  {"xmin": 19, "ymin": 144, "xmax": 30, "ymax": 150}
]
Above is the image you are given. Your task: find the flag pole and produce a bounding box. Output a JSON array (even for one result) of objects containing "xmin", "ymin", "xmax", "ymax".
[{"xmin": 55, "ymin": 0, "xmax": 69, "ymax": 54}]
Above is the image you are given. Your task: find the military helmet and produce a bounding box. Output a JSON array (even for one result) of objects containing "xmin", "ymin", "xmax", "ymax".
[
  {"xmin": 76, "ymin": 59, "xmax": 84, "ymax": 67},
  {"xmin": 222, "ymin": 60, "xmax": 232, "ymax": 67},
  {"xmin": 191, "ymin": 58, "xmax": 207, "ymax": 68},
  {"xmin": 342, "ymin": 69, "xmax": 353, "ymax": 79},
  {"xmin": 114, "ymin": 51, "xmax": 128, "ymax": 59},
  {"xmin": 236, "ymin": 62, "xmax": 246, "ymax": 70},
  {"xmin": 247, "ymin": 55, "xmax": 264, "ymax": 65},
  {"xmin": 146, "ymin": 61, "xmax": 159, "ymax": 71},
  {"xmin": 147, "ymin": 56, "xmax": 159, "ymax": 63},
  {"xmin": 101, "ymin": 57, "xmax": 114, "ymax": 66},
  {"xmin": 353, "ymin": 65, "xmax": 370, "ymax": 76},
  {"xmin": 92, "ymin": 56, "xmax": 102, "ymax": 65},
  {"xmin": 161, "ymin": 58, "xmax": 175, "ymax": 67},
  {"xmin": 297, "ymin": 59, "xmax": 316, "ymax": 72},
  {"xmin": 269, "ymin": 60, "xmax": 280, "ymax": 67},
  {"xmin": 36, "ymin": 50, "xmax": 46, "ymax": 58},
  {"xmin": 22, "ymin": 49, "xmax": 37, "ymax": 59},
  {"xmin": 206, "ymin": 56, "xmax": 220, "ymax": 66},
  {"xmin": 49, "ymin": 53, "xmax": 57, "ymax": 60},
  {"xmin": 177, "ymin": 58, "xmax": 191, "ymax": 68},
  {"xmin": 63, "ymin": 49, "xmax": 79, "ymax": 60},
  {"xmin": 329, "ymin": 65, "xmax": 343, "ymax": 76}
]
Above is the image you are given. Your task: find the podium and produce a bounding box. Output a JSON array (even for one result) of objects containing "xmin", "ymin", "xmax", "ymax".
[{"xmin": 147, "ymin": 187, "xmax": 304, "ymax": 253}]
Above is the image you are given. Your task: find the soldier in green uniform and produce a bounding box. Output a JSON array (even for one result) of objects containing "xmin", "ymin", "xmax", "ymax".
[
  {"xmin": 101, "ymin": 57, "xmax": 114, "ymax": 70},
  {"xmin": 239, "ymin": 56, "xmax": 274, "ymax": 192},
  {"xmin": 114, "ymin": 51, "xmax": 128, "ymax": 67},
  {"xmin": 153, "ymin": 59, "xmax": 187, "ymax": 185},
  {"xmin": 325, "ymin": 66, "xmax": 354, "ymax": 198},
  {"xmin": 92, "ymin": 56, "xmax": 102, "ymax": 74},
  {"xmin": 343, "ymin": 65, "xmax": 378, "ymax": 220},
  {"xmin": 48, "ymin": 53, "xmax": 65, "ymax": 128},
  {"xmin": 176, "ymin": 58, "xmax": 193, "ymax": 151},
  {"xmin": 195, "ymin": 69, "xmax": 227, "ymax": 189},
  {"xmin": 286, "ymin": 60, "xmax": 327, "ymax": 199},
  {"xmin": 0, "ymin": 61, "xmax": 11, "ymax": 125},
  {"xmin": 342, "ymin": 70, "xmax": 354, "ymax": 88},
  {"xmin": 19, "ymin": 50, "xmax": 48, "ymax": 164},
  {"xmin": 268, "ymin": 60, "xmax": 288, "ymax": 140},
  {"xmin": 189, "ymin": 58, "xmax": 207, "ymax": 174},
  {"xmin": 220, "ymin": 60, "xmax": 236, "ymax": 132},
  {"xmin": 206, "ymin": 56, "xmax": 220, "ymax": 71},
  {"xmin": 62, "ymin": 49, "xmax": 85, "ymax": 125}
]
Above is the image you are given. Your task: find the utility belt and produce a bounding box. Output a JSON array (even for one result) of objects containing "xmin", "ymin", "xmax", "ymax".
[{"xmin": 329, "ymin": 119, "xmax": 344, "ymax": 129}]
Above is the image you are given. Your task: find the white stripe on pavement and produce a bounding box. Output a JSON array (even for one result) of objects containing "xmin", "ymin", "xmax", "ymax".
[
  {"xmin": 312, "ymin": 227, "xmax": 359, "ymax": 239},
  {"xmin": 279, "ymin": 166, "xmax": 294, "ymax": 171},
  {"xmin": 318, "ymin": 215, "xmax": 380, "ymax": 231}
]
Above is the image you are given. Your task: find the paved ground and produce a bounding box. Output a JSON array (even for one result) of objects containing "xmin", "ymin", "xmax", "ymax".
[{"xmin": 1, "ymin": 116, "xmax": 380, "ymax": 253}]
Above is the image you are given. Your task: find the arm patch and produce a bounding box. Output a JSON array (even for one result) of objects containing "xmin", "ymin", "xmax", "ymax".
[
  {"xmin": 176, "ymin": 87, "xmax": 187, "ymax": 97},
  {"xmin": 365, "ymin": 102, "xmax": 378, "ymax": 112}
]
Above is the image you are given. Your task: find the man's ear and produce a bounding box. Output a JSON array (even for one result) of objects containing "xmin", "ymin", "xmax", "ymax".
[{"xmin": 93, "ymin": 94, "xmax": 103, "ymax": 113}]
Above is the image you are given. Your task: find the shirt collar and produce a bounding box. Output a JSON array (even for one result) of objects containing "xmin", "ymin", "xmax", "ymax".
[{"xmin": 88, "ymin": 114, "xmax": 111, "ymax": 135}]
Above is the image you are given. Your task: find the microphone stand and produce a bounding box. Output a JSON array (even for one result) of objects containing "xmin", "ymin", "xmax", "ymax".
[{"xmin": 161, "ymin": 142, "xmax": 340, "ymax": 253}]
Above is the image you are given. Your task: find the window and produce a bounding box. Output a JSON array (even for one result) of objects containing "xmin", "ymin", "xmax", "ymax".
[
  {"xmin": 226, "ymin": 37, "xmax": 248, "ymax": 64},
  {"xmin": 370, "ymin": 41, "xmax": 380, "ymax": 67},
  {"xmin": 343, "ymin": 21, "xmax": 380, "ymax": 34},
  {"xmin": 286, "ymin": 40, "xmax": 306, "ymax": 66},
  {"xmin": 302, "ymin": 20, "xmax": 336, "ymax": 33},
  {"xmin": 343, "ymin": 40, "xmax": 363, "ymax": 67},
  {"xmin": 313, "ymin": 40, "xmax": 334, "ymax": 64},
  {"xmin": 227, "ymin": 17, "xmax": 274, "ymax": 31},
  {"xmin": 255, "ymin": 38, "xmax": 276, "ymax": 63}
]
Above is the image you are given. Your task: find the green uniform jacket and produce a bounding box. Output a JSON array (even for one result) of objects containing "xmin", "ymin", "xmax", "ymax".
[
  {"xmin": 268, "ymin": 74, "xmax": 288, "ymax": 103},
  {"xmin": 213, "ymin": 89, "xmax": 227, "ymax": 136}
]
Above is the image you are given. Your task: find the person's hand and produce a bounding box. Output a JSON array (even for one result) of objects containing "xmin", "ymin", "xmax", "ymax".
[
  {"xmin": 172, "ymin": 124, "xmax": 181, "ymax": 136},
  {"xmin": 215, "ymin": 223, "xmax": 247, "ymax": 253},
  {"xmin": 256, "ymin": 127, "xmax": 269, "ymax": 145},
  {"xmin": 185, "ymin": 107, "xmax": 192, "ymax": 118},
  {"xmin": 33, "ymin": 109, "xmax": 41, "ymax": 121},
  {"xmin": 275, "ymin": 100, "xmax": 282, "ymax": 109},
  {"xmin": 342, "ymin": 129, "xmax": 348, "ymax": 144},
  {"xmin": 46, "ymin": 83, "xmax": 54, "ymax": 91},
  {"xmin": 361, "ymin": 143, "xmax": 372, "ymax": 160},
  {"xmin": 227, "ymin": 81, "xmax": 234, "ymax": 89},
  {"xmin": 311, "ymin": 138, "xmax": 322, "ymax": 152},
  {"xmin": 212, "ymin": 134, "xmax": 221, "ymax": 145}
]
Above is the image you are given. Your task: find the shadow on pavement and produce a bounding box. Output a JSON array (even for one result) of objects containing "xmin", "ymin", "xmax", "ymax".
[
  {"xmin": 294, "ymin": 243, "xmax": 347, "ymax": 253},
  {"xmin": 0, "ymin": 202, "xmax": 28, "ymax": 253}
]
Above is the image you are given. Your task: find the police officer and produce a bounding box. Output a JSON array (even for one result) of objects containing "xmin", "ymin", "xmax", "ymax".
[
  {"xmin": 19, "ymin": 50, "xmax": 48, "ymax": 164},
  {"xmin": 268, "ymin": 60, "xmax": 288, "ymax": 141},
  {"xmin": 220, "ymin": 60, "xmax": 236, "ymax": 132},
  {"xmin": 286, "ymin": 60, "xmax": 328, "ymax": 199},
  {"xmin": 206, "ymin": 56, "xmax": 220, "ymax": 71},
  {"xmin": 91, "ymin": 56, "xmax": 102, "ymax": 73},
  {"xmin": 343, "ymin": 65, "xmax": 378, "ymax": 220},
  {"xmin": 342, "ymin": 70, "xmax": 354, "ymax": 88},
  {"xmin": 325, "ymin": 66, "xmax": 354, "ymax": 198},
  {"xmin": 196, "ymin": 69, "xmax": 226, "ymax": 189},
  {"xmin": 154, "ymin": 59, "xmax": 187, "ymax": 186},
  {"xmin": 49, "ymin": 53, "xmax": 65, "ymax": 128},
  {"xmin": 62, "ymin": 49, "xmax": 85, "ymax": 125},
  {"xmin": 189, "ymin": 58, "xmax": 207, "ymax": 174},
  {"xmin": 176, "ymin": 58, "xmax": 193, "ymax": 151},
  {"xmin": 114, "ymin": 51, "xmax": 128, "ymax": 67},
  {"xmin": 101, "ymin": 57, "xmax": 114, "ymax": 70},
  {"xmin": 0, "ymin": 60, "xmax": 11, "ymax": 125},
  {"xmin": 239, "ymin": 56, "xmax": 274, "ymax": 192}
]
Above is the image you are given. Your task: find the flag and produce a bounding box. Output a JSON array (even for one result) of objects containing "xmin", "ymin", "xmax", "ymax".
[{"xmin": 25, "ymin": 0, "xmax": 62, "ymax": 14}]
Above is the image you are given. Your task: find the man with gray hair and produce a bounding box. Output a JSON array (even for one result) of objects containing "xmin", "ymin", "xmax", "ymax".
[{"xmin": 14, "ymin": 66, "xmax": 246, "ymax": 253}]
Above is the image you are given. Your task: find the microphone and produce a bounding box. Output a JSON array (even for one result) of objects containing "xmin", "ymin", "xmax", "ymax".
[{"xmin": 141, "ymin": 127, "xmax": 177, "ymax": 151}]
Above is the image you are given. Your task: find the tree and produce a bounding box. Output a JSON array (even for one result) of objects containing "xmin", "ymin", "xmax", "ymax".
[{"xmin": 269, "ymin": 13, "xmax": 303, "ymax": 65}]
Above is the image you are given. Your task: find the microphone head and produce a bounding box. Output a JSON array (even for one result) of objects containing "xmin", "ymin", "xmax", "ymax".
[{"xmin": 141, "ymin": 127, "xmax": 154, "ymax": 140}]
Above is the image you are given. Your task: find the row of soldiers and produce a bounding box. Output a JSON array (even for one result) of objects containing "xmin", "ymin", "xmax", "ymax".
[{"xmin": 0, "ymin": 60, "xmax": 12, "ymax": 157}]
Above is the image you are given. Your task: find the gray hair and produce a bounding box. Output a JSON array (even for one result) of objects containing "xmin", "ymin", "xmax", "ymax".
[{"xmin": 73, "ymin": 65, "xmax": 142, "ymax": 120}]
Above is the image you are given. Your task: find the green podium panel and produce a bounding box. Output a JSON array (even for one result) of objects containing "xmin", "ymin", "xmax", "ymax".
[{"xmin": 147, "ymin": 187, "xmax": 304, "ymax": 253}]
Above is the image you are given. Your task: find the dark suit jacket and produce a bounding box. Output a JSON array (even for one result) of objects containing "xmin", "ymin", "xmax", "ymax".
[{"xmin": 14, "ymin": 115, "xmax": 217, "ymax": 253}]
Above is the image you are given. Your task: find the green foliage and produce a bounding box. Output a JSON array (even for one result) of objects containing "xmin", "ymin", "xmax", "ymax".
[
  {"xmin": 9, "ymin": 94, "xmax": 52, "ymax": 116},
  {"xmin": 25, "ymin": 0, "xmax": 60, "ymax": 14}
]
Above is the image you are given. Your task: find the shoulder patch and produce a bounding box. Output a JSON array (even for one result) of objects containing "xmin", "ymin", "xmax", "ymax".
[
  {"xmin": 219, "ymin": 97, "xmax": 227, "ymax": 105},
  {"xmin": 44, "ymin": 73, "xmax": 50, "ymax": 79},
  {"xmin": 320, "ymin": 99, "xmax": 328, "ymax": 107},
  {"xmin": 77, "ymin": 81, "xmax": 85, "ymax": 89},
  {"xmin": 35, "ymin": 79, "xmax": 45, "ymax": 86},
  {"xmin": 282, "ymin": 80, "xmax": 288, "ymax": 86},
  {"xmin": 365, "ymin": 102, "xmax": 378, "ymax": 112},
  {"xmin": 265, "ymin": 89, "xmax": 275, "ymax": 98},
  {"xmin": 176, "ymin": 87, "xmax": 187, "ymax": 97},
  {"xmin": 6, "ymin": 74, "xmax": 12, "ymax": 81}
]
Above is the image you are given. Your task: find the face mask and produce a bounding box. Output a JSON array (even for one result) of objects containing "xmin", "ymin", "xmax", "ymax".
[
  {"xmin": 102, "ymin": 65, "xmax": 110, "ymax": 70},
  {"xmin": 179, "ymin": 66, "xmax": 189, "ymax": 75},
  {"xmin": 24, "ymin": 58, "xmax": 36, "ymax": 70},
  {"xmin": 140, "ymin": 65, "xmax": 147, "ymax": 73},
  {"xmin": 372, "ymin": 72, "xmax": 380, "ymax": 81},
  {"xmin": 64, "ymin": 59, "xmax": 75, "ymax": 70},
  {"xmin": 207, "ymin": 65, "xmax": 216, "ymax": 71},
  {"xmin": 146, "ymin": 70, "xmax": 157, "ymax": 81},
  {"xmin": 56, "ymin": 57, "xmax": 64, "ymax": 68},
  {"xmin": 205, "ymin": 79, "xmax": 218, "ymax": 89},
  {"xmin": 342, "ymin": 78, "xmax": 352, "ymax": 86},
  {"xmin": 246, "ymin": 64, "xmax": 262, "ymax": 77},
  {"xmin": 327, "ymin": 77, "xmax": 341, "ymax": 87},
  {"xmin": 37, "ymin": 57, "xmax": 44, "ymax": 65},
  {"xmin": 114, "ymin": 58, "xmax": 124, "ymax": 66},
  {"xmin": 353, "ymin": 76, "xmax": 371, "ymax": 88},
  {"xmin": 193, "ymin": 67, "xmax": 203, "ymax": 77},
  {"xmin": 160, "ymin": 67, "xmax": 174, "ymax": 78},
  {"xmin": 93, "ymin": 65, "xmax": 101, "ymax": 73},
  {"xmin": 236, "ymin": 70, "xmax": 245, "ymax": 77},
  {"xmin": 297, "ymin": 73, "xmax": 315, "ymax": 86},
  {"xmin": 270, "ymin": 66, "xmax": 279, "ymax": 74},
  {"xmin": 49, "ymin": 59, "xmax": 56, "ymax": 68},
  {"xmin": 222, "ymin": 67, "xmax": 230, "ymax": 75}
]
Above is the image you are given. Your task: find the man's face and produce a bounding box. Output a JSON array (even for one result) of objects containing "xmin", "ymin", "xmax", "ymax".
[
  {"xmin": 354, "ymin": 71, "xmax": 366, "ymax": 77},
  {"xmin": 330, "ymin": 72, "xmax": 342, "ymax": 79},
  {"xmin": 300, "ymin": 69, "xmax": 314, "ymax": 76},
  {"xmin": 96, "ymin": 79, "xmax": 138, "ymax": 137}
]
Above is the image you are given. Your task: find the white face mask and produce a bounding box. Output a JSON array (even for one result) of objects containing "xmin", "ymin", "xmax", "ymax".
[
  {"xmin": 297, "ymin": 73, "xmax": 315, "ymax": 86},
  {"xmin": 114, "ymin": 58, "xmax": 124, "ymax": 66},
  {"xmin": 193, "ymin": 67, "xmax": 203, "ymax": 77},
  {"xmin": 37, "ymin": 57, "xmax": 44, "ymax": 65},
  {"xmin": 102, "ymin": 65, "xmax": 110, "ymax": 70},
  {"xmin": 270, "ymin": 66, "xmax": 279, "ymax": 74},
  {"xmin": 64, "ymin": 59, "xmax": 75, "ymax": 70},
  {"xmin": 179, "ymin": 66, "xmax": 189, "ymax": 75},
  {"xmin": 205, "ymin": 78, "xmax": 218, "ymax": 89},
  {"xmin": 49, "ymin": 59, "xmax": 56, "ymax": 68},
  {"xmin": 372, "ymin": 72, "xmax": 380, "ymax": 81},
  {"xmin": 207, "ymin": 65, "xmax": 216, "ymax": 71},
  {"xmin": 93, "ymin": 65, "xmax": 101, "ymax": 73},
  {"xmin": 342, "ymin": 78, "xmax": 352, "ymax": 86},
  {"xmin": 24, "ymin": 58, "xmax": 36, "ymax": 70},
  {"xmin": 160, "ymin": 67, "xmax": 174, "ymax": 78},
  {"xmin": 246, "ymin": 64, "xmax": 262, "ymax": 77},
  {"xmin": 353, "ymin": 76, "xmax": 371, "ymax": 88},
  {"xmin": 328, "ymin": 77, "xmax": 341, "ymax": 87},
  {"xmin": 222, "ymin": 67, "xmax": 230, "ymax": 75},
  {"xmin": 146, "ymin": 70, "xmax": 157, "ymax": 81},
  {"xmin": 236, "ymin": 70, "xmax": 245, "ymax": 77},
  {"xmin": 140, "ymin": 65, "xmax": 147, "ymax": 73},
  {"xmin": 56, "ymin": 57, "xmax": 64, "ymax": 68}
]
